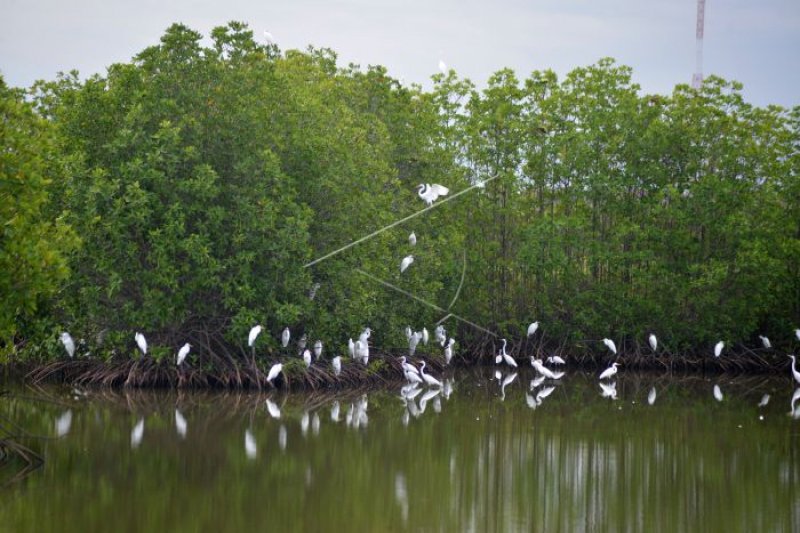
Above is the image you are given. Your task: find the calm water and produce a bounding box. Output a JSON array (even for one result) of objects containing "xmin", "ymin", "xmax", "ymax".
[{"xmin": 2, "ymin": 369, "xmax": 799, "ymax": 532}]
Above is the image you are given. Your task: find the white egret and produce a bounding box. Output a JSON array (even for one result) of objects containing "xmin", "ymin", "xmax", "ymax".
[
  {"xmin": 759, "ymin": 335, "xmax": 771, "ymax": 349},
  {"xmin": 408, "ymin": 332, "xmax": 421, "ymax": 356},
  {"xmin": 546, "ymin": 355, "xmax": 566, "ymax": 366},
  {"xmin": 422, "ymin": 328, "xmax": 429, "ymax": 345},
  {"xmin": 647, "ymin": 387, "xmax": 657, "ymax": 405},
  {"xmin": 531, "ymin": 358, "xmax": 560, "ymax": 380},
  {"xmin": 281, "ymin": 327, "xmax": 290, "ymax": 348},
  {"xmin": 438, "ymin": 59, "xmax": 447, "ymax": 73},
  {"xmin": 332, "ymin": 356, "xmax": 342, "ymax": 376},
  {"xmin": 131, "ymin": 418, "xmax": 144, "ymax": 448},
  {"xmin": 599, "ymin": 362, "xmax": 620, "ymax": 381},
  {"xmin": 648, "ymin": 334, "xmax": 658, "ymax": 352},
  {"xmin": 245, "ymin": 429, "xmax": 257, "ymax": 459},
  {"xmin": 417, "ymin": 183, "xmax": 450, "ymax": 206},
  {"xmin": 602, "ymin": 338, "xmax": 617, "ymax": 355},
  {"xmin": 263, "ymin": 30, "xmax": 275, "ymax": 44},
  {"xmin": 278, "ymin": 425, "xmax": 287, "ymax": 451},
  {"xmin": 435, "ymin": 325, "xmax": 446, "ymax": 346},
  {"xmin": 499, "ymin": 339, "xmax": 517, "ymax": 368},
  {"xmin": 134, "ymin": 332, "xmax": 148, "ymax": 356},
  {"xmin": 552, "ymin": 371, "xmax": 565, "ymax": 380},
  {"xmin": 796, "ymin": 328, "xmax": 800, "ymax": 341},
  {"xmin": 55, "ymin": 409, "xmax": 72, "ymax": 437},
  {"xmin": 356, "ymin": 340, "xmax": 369, "ymax": 364},
  {"xmin": 175, "ymin": 409, "xmax": 187, "ymax": 439},
  {"xmin": 314, "ymin": 340, "xmax": 323, "ymax": 359},
  {"xmin": 419, "ymin": 361, "xmax": 442, "ymax": 388},
  {"xmin": 758, "ymin": 394, "xmax": 770, "ymax": 407},
  {"xmin": 713, "ymin": 384, "xmax": 723, "ymax": 402},
  {"xmin": 303, "ymin": 349, "xmax": 312, "ymax": 367},
  {"xmin": 60, "ymin": 332, "xmax": 75, "ymax": 358},
  {"xmin": 348, "ymin": 338, "xmax": 355, "ymax": 358},
  {"xmin": 266, "ymin": 363, "xmax": 283, "ymax": 384},
  {"xmin": 399, "ymin": 356, "xmax": 419, "ymax": 376},
  {"xmin": 444, "ymin": 338, "xmax": 455, "ymax": 364},
  {"xmin": 266, "ymin": 398, "xmax": 281, "ymax": 419},
  {"xmin": 527, "ymin": 322, "xmax": 539, "ymax": 337},
  {"xmin": 177, "ymin": 343, "xmax": 191, "ymax": 366},
  {"xmin": 248, "ymin": 325, "xmax": 262, "ymax": 347},
  {"xmin": 359, "ymin": 327, "xmax": 372, "ymax": 344},
  {"xmin": 404, "ymin": 326, "xmax": 413, "ymax": 340},
  {"xmin": 791, "ymin": 388, "xmax": 800, "ymax": 418},
  {"xmin": 599, "ymin": 381, "xmax": 617, "ymax": 400},
  {"xmin": 714, "ymin": 341, "xmax": 724, "ymax": 357},
  {"xmin": 400, "ymin": 255, "xmax": 415, "ymax": 273},
  {"xmin": 530, "ymin": 375, "xmax": 546, "ymax": 389},
  {"xmin": 409, "ymin": 232, "xmax": 417, "ymax": 246},
  {"xmin": 788, "ymin": 355, "xmax": 800, "ymax": 385},
  {"xmin": 404, "ymin": 367, "xmax": 423, "ymax": 385}
]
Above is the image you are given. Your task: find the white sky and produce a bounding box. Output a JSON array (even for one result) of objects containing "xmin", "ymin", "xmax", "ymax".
[{"xmin": 1, "ymin": 0, "xmax": 798, "ymax": 108}]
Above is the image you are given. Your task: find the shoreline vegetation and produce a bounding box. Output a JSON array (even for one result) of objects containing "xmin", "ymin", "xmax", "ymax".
[{"xmin": 2, "ymin": 21, "xmax": 799, "ymax": 387}]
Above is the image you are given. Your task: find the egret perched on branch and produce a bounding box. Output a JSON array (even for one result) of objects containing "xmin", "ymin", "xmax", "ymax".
[
  {"xmin": 266, "ymin": 363, "xmax": 282, "ymax": 385},
  {"xmin": 177, "ymin": 343, "xmax": 191, "ymax": 366},
  {"xmin": 134, "ymin": 332, "xmax": 148, "ymax": 356},
  {"xmin": 298, "ymin": 334, "xmax": 307, "ymax": 352},
  {"xmin": 409, "ymin": 232, "xmax": 417, "ymax": 246},
  {"xmin": 419, "ymin": 361, "xmax": 442, "ymax": 388},
  {"xmin": 444, "ymin": 338, "xmax": 455, "ymax": 364},
  {"xmin": 332, "ymin": 356, "xmax": 342, "ymax": 377},
  {"xmin": 759, "ymin": 336, "xmax": 771, "ymax": 349},
  {"xmin": 417, "ymin": 184, "xmax": 449, "ymax": 206},
  {"xmin": 359, "ymin": 327, "xmax": 372, "ymax": 344},
  {"xmin": 602, "ymin": 338, "xmax": 617, "ymax": 355},
  {"xmin": 348, "ymin": 338, "xmax": 355, "ymax": 358},
  {"xmin": 421, "ymin": 328, "xmax": 429, "ymax": 345},
  {"xmin": 599, "ymin": 362, "xmax": 620, "ymax": 380},
  {"xmin": 313, "ymin": 340, "xmax": 323, "ymax": 359},
  {"xmin": 400, "ymin": 255, "xmax": 414, "ymax": 273},
  {"xmin": 60, "ymin": 332, "xmax": 75, "ymax": 358},
  {"xmin": 281, "ymin": 327, "xmax": 290, "ymax": 348},
  {"xmin": 788, "ymin": 355, "xmax": 800, "ymax": 386},
  {"xmin": 303, "ymin": 349, "xmax": 312, "ymax": 368},
  {"xmin": 714, "ymin": 341, "xmax": 724, "ymax": 358},
  {"xmin": 248, "ymin": 325, "xmax": 262, "ymax": 348},
  {"xmin": 648, "ymin": 334, "xmax": 658, "ymax": 352},
  {"xmin": 263, "ymin": 30, "xmax": 275, "ymax": 44},
  {"xmin": 408, "ymin": 332, "xmax": 422, "ymax": 356},
  {"xmin": 527, "ymin": 322, "xmax": 539, "ymax": 337},
  {"xmin": 399, "ymin": 356, "xmax": 420, "ymax": 376}
]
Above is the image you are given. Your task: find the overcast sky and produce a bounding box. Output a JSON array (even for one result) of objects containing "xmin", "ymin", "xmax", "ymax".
[{"xmin": 1, "ymin": 0, "xmax": 798, "ymax": 108}]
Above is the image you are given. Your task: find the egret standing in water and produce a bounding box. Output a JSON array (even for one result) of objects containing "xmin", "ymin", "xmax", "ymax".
[
  {"xmin": 527, "ymin": 322, "xmax": 539, "ymax": 337},
  {"xmin": 134, "ymin": 332, "xmax": 148, "ymax": 357},
  {"xmin": 648, "ymin": 334, "xmax": 658, "ymax": 352},
  {"xmin": 409, "ymin": 232, "xmax": 417, "ymax": 246},
  {"xmin": 400, "ymin": 255, "xmax": 415, "ymax": 273},
  {"xmin": 417, "ymin": 184, "xmax": 449, "ymax": 206},
  {"xmin": 714, "ymin": 341, "xmax": 724, "ymax": 358},
  {"xmin": 419, "ymin": 361, "xmax": 442, "ymax": 388},
  {"xmin": 281, "ymin": 327, "xmax": 290, "ymax": 348},
  {"xmin": 602, "ymin": 338, "xmax": 617, "ymax": 355},
  {"xmin": 788, "ymin": 355, "xmax": 800, "ymax": 386},
  {"xmin": 599, "ymin": 362, "xmax": 620, "ymax": 380},
  {"xmin": 60, "ymin": 332, "xmax": 75, "ymax": 358},
  {"xmin": 497, "ymin": 339, "xmax": 517, "ymax": 368},
  {"xmin": 176, "ymin": 343, "xmax": 191, "ymax": 366}
]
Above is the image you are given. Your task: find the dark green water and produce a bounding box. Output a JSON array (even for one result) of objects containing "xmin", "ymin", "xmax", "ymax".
[{"xmin": 2, "ymin": 369, "xmax": 799, "ymax": 532}]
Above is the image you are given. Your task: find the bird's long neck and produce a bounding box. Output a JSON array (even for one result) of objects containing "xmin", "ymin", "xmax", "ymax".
[
  {"xmin": 420, "ymin": 361, "xmax": 426, "ymax": 375},
  {"xmin": 792, "ymin": 356, "xmax": 798, "ymax": 375}
]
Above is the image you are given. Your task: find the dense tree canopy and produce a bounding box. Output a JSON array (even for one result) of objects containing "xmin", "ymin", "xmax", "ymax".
[{"xmin": 2, "ymin": 21, "xmax": 797, "ymax": 361}]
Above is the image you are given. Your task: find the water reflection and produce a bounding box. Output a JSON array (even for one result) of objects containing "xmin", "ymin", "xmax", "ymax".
[{"xmin": 2, "ymin": 370, "xmax": 800, "ymax": 532}]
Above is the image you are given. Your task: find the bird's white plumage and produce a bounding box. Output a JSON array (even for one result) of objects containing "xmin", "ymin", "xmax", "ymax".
[
  {"xmin": 417, "ymin": 183, "xmax": 450, "ymax": 206},
  {"xmin": 599, "ymin": 362, "xmax": 620, "ymax": 380},
  {"xmin": 714, "ymin": 341, "xmax": 724, "ymax": 357},
  {"xmin": 599, "ymin": 381, "xmax": 617, "ymax": 399},
  {"xmin": 422, "ymin": 328, "xmax": 429, "ymax": 345},
  {"xmin": 281, "ymin": 327, "xmax": 290, "ymax": 348},
  {"xmin": 409, "ymin": 232, "xmax": 416, "ymax": 246},
  {"xmin": 177, "ymin": 342, "xmax": 191, "ymax": 366},
  {"xmin": 438, "ymin": 59, "xmax": 447, "ymax": 73},
  {"xmin": 303, "ymin": 349, "xmax": 312, "ymax": 367},
  {"xmin": 419, "ymin": 361, "xmax": 442, "ymax": 388},
  {"xmin": 602, "ymin": 338, "xmax": 617, "ymax": 355},
  {"xmin": 796, "ymin": 329, "xmax": 800, "ymax": 342},
  {"xmin": 332, "ymin": 356, "xmax": 342, "ymax": 376},
  {"xmin": 759, "ymin": 335, "xmax": 771, "ymax": 349},
  {"xmin": 60, "ymin": 332, "xmax": 75, "ymax": 358},
  {"xmin": 248, "ymin": 325, "xmax": 262, "ymax": 347},
  {"xmin": 546, "ymin": 355, "xmax": 565, "ymax": 366},
  {"xmin": 648, "ymin": 334, "xmax": 658, "ymax": 352},
  {"xmin": 408, "ymin": 332, "xmax": 421, "ymax": 356},
  {"xmin": 263, "ymin": 30, "xmax": 274, "ymax": 44},
  {"xmin": 348, "ymin": 338, "xmax": 355, "ymax": 358},
  {"xmin": 531, "ymin": 358, "xmax": 559, "ymax": 380},
  {"xmin": 444, "ymin": 338, "xmax": 455, "ymax": 364},
  {"xmin": 789, "ymin": 355, "xmax": 800, "ymax": 386},
  {"xmin": 134, "ymin": 332, "xmax": 147, "ymax": 356},
  {"xmin": 400, "ymin": 255, "xmax": 414, "ymax": 273},
  {"xmin": 314, "ymin": 340, "xmax": 323, "ymax": 358},
  {"xmin": 527, "ymin": 322, "xmax": 539, "ymax": 337},
  {"xmin": 266, "ymin": 363, "xmax": 282, "ymax": 384}
]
